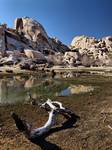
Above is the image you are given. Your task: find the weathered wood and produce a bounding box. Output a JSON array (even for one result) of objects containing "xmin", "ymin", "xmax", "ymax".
[{"xmin": 11, "ymin": 99, "xmax": 80, "ymax": 150}]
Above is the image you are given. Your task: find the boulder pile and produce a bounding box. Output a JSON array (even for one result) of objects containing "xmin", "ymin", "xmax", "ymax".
[
  {"xmin": 0, "ymin": 17, "xmax": 112, "ymax": 71},
  {"xmin": 70, "ymin": 35, "xmax": 112, "ymax": 67}
]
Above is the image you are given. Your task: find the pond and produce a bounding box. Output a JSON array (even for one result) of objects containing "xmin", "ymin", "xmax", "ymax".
[{"xmin": 0, "ymin": 73, "xmax": 96, "ymax": 106}]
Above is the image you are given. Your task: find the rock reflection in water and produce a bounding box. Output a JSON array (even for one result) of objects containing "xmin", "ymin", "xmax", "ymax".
[
  {"xmin": 0, "ymin": 77, "xmax": 25, "ymax": 105},
  {"xmin": 57, "ymin": 85, "xmax": 94, "ymax": 96},
  {"xmin": 24, "ymin": 76, "xmax": 37, "ymax": 89},
  {"xmin": 0, "ymin": 76, "xmax": 39, "ymax": 105},
  {"xmin": 0, "ymin": 75, "xmax": 93, "ymax": 105},
  {"xmin": 0, "ymin": 76, "xmax": 62, "ymax": 105},
  {"xmin": 0, "ymin": 79, "xmax": 8, "ymax": 103}
]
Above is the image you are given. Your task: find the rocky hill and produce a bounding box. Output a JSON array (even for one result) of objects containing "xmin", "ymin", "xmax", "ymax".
[
  {"xmin": 0, "ymin": 17, "xmax": 112, "ymax": 70},
  {"xmin": 0, "ymin": 17, "xmax": 70, "ymax": 53},
  {"xmin": 69, "ymin": 35, "xmax": 112, "ymax": 67}
]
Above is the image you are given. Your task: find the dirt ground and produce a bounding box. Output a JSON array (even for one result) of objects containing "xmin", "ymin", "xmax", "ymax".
[{"xmin": 0, "ymin": 75, "xmax": 112, "ymax": 150}]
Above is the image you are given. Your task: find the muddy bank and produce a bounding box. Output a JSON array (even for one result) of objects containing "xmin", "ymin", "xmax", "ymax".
[{"xmin": 0, "ymin": 75, "xmax": 112, "ymax": 150}]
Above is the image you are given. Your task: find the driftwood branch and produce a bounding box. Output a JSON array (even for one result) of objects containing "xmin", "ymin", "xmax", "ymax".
[{"xmin": 11, "ymin": 99, "xmax": 80, "ymax": 150}]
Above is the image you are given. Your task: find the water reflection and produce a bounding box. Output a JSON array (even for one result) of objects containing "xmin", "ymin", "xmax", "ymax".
[
  {"xmin": 57, "ymin": 85, "xmax": 94, "ymax": 96},
  {"xmin": 24, "ymin": 76, "xmax": 38, "ymax": 89},
  {"xmin": 0, "ymin": 76, "xmax": 61, "ymax": 106},
  {"xmin": 0, "ymin": 79, "xmax": 8, "ymax": 103},
  {"xmin": 0, "ymin": 76, "xmax": 41, "ymax": 105},
  {"xmin": 0, "ymin": 73, "xmax": 95, "ymax": 105},
  {"xmin": 0, "ymin": 77, "xmax": 25, "ymax": 105}
]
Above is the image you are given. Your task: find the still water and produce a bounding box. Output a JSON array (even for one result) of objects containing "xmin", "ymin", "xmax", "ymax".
[{"xmin": 0, "ymin": 72, "xmax": 111, "ymax": 106}]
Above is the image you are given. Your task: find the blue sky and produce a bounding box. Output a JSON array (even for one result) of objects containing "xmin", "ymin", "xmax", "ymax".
[{"xmin": 0, "ymin": 0, "xmax": 112, "ymax": 44}]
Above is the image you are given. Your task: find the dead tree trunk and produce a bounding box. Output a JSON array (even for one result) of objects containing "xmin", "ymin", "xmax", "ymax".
[{"xmin": 11, "ymin": 99, "xmax": 80, "ymax": 149}]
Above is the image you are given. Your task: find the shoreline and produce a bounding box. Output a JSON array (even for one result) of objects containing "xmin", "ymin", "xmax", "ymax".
[
  {"xmin": 0, "ymin": 65, "xmax": 112, "ymax": 76},
  {"xmin": 50, "ymin": 66, "xmax": 112, "ymax": 72}
]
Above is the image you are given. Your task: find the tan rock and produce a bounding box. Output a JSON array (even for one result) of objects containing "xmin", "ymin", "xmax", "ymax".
[
  {"xmin": 24, "ymin": 49, "xmax": 45, "ymax": 59},
  {"xmin": 69, "ymin": 85, "xmax": 94, "ymax": 94},
  {"xmin": 102, "ymin": 36, "xmax": 112, "ymax": 49},
  {"xmin": 64, "ymin": 51, "xmax": 80, "ymax": 60},
  {"xmin": 70, "ymin": 35, "xmax": 112, "ymax": 66},
  {"xmin": 81, "ymin": 54, "xmax": 95, "ymax": 67},
  {"xmin": 46, "ymin": 53, "xmax": 63, "ymax": 65},
  {"xmin": 50, "ymin": 37, "xmax": 70, "ymax": 53},
  {"xmin": 24, "ymin": 76, "xmax": 36, "ymax": 88},
  {"xmin": 22, "ymin": 17, "xmax": 48, "ymax": 41},
  {"xmin": 63, "ymin": 51, "xmax": 81, "ymax": 66},
  {"xmin": 14, "ymin": 17, "xmax": 51, "ymax": 51},
  {"xmin": 71, "ymin": 35, "xmax": 98, "ymax": 49},
  {"xmin": 6, "ymin": 50, "xmax": 26, "ymax": 58}
]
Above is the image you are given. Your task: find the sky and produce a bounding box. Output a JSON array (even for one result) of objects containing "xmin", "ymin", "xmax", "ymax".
[{"xmin": 0, "ymin": 0, "xmax": 112, "ymax": 45}]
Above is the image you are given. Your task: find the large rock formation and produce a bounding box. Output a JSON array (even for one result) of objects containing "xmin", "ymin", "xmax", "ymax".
[
  {"xmin": 0, "ymin": 17, "xmax": 112, "ymax": 69},
  {"xmin": 70, "ymin": 35, "xmax": 112, "ymax": 66},
  {"xmin": 102, "ymin": 36, "xmax": 112, "ymax": 50},
  {"xmin": 14, "ymin": 17, "xmax": 51, "ymax": 51},
  {"xmin": 71, "ymin": 35, "xmax": 98, "ymax": 49},
  {"xmin": 24, "ymin": 49, "xmax": 45, "ymax": 60},
  {"xmin": 63, "ymin": 51, "xmax": 81, "ymax": 66},
  {"xmin": 14, "ymin": 17, "xmax": 70, "ymax": 53},
  {"xmin": 0, "ymin": 17, "xmax": 70, "ymax": 54},
  {"xmin": 50, "ymin": 37, "xmax": 70, "ymax": 53},
  {"xmin": 0, "ymin": 17, "xmax": 71, "ymax": 70}
]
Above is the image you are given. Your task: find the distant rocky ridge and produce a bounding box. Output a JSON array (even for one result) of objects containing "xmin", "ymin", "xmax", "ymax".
[{"xmin": 0, "ymin": 17, "xmax": 112, "ymax": 71}]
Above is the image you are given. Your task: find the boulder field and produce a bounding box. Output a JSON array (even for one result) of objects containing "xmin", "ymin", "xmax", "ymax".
[{"xmin": 0, "ymin": 17, "xmax": 112, "ymax": 71}]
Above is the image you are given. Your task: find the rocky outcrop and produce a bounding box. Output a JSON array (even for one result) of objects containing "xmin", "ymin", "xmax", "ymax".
[
  {"xmin": 14, "ymin": 17, "xmax": 70, "ymax": 53},
  {"xmin": 0, "ymin": 17, "xmax": 112, "ymax": 69},
  {"xmin": 0, "ymin": 54, "xmax": 19, "ymax": 65},
  {"xmin": 14, "ymin": 17, "xmax": 51, "ymax": 51},
  {"xmin": 46, "ymin": 53, "xmax": 64, "ymax": 65},
  {"xmin": 24, "ymin": 49, "xmax": 45, "ymax": 59},
  {"xmin": 102, "ymin": 36, "xmax": 112, "ymax": 50},
  {"xmin": 50, "ymin": 37, "xmax": 70, "ymax": 53},
  {"xmin": 63, "ymin": 51, "xmax": 81, "ymax": 66},
  {"xmin": 0, "ymin": 17, "xmax": 70, "ymax": 54},
  {"xmin": 70, "ymin": 35, "xmax": 112, "ymax": 66},
  {"xmin": 71, "ymin": 35, "xmax": 98, "ymax": 49}
]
